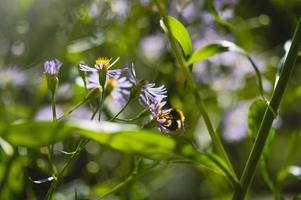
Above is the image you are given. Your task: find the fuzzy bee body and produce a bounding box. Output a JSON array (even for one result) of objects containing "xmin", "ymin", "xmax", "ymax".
[{"xmin": 159, "ymin": 108, "xmax": 185, "ymax": 131}]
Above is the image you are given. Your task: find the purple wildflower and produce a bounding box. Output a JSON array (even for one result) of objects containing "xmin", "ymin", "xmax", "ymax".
[
  {"xmin": 79, "ymin": 57, "xmax": 133, "ymax": 107},
  {"xmin": 79, "ymin": 57, "xmax": 121, "ymax": 89},
  {"xmin": 44, "ymin": 59, "xmax": 62, "ymax": 93},
  {"xmin": 87, "ymin": 70, "xmax": 132, "ymax": 107},
  {"xmin": 79, "ymin": 57, "xmax": 119, "ymax": 72},
  {"xmin": 126, "ymin": 63, "xmax": 167, "ymax": 107},
  {"xmin": 44, "ymin": 59, "xmax": 62, "ymax": 75},
  {"xmin": 126, "ymin": 64, "xmax": 184, "ymax": 133}
]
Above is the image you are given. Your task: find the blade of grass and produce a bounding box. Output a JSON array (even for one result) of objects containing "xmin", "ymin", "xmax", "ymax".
[{"xmin": 232, "ymin": 16, "xmax": 301, "ymax": 200}]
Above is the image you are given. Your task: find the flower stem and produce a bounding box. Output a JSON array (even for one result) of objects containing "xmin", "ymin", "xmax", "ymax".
[
  {"xmin": 116, "ymin": 109, "xmax": 148, "ymax": 122},
  {"xmin": 110, "ymin": 98, "xmax": 132, "ymax": 121},
  {"xmin": 51, "ymin": 93, "xmax": 57, "ymax": 121},
  {"xmin": 44, "ymin": 95, "xmax": 101, "ymax": 199},
  {"xmin": 44, "ymin": 138, "xmax": 89, "ymax": 200},
  {"xmin": 49, "ymin": 93, "xmax": 57, "ymax": 171},
  {"xmin": 155, "ymin": 0, "xmax": 236, "ymax": 179},
  {"xmin": 44, "ymin": 92, "xmax": 58, "ymax": 200},
  {"xmin": 98, "ymin": 91, "xmax": 105, "ymax": 121},
  {"xmin": 232, "ymin": 17, "xmax": 301, "ymax": 200},
  {"xmin": 58, "ymin": 101, "xmax": 84, "ymax": 120},
  {"xmin": 97, "ymin": 156, "xmax": 143, "ymax": 199}
]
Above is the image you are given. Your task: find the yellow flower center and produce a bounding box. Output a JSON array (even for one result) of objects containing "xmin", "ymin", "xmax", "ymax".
[{"xmin": 95, "ymin": 57, "xmax": 110, "ymax": 67}]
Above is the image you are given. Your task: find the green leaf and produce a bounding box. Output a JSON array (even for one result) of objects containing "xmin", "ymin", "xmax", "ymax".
[
  {"xmin": 248, "ymin": 99, "xmax": 276, "ymax": 157},
  {"xmin": 248, "ymin": 99, "xmax": 266, "ymax": 141},
  {"xmin": 1, "ymin": 121, "xmax": 73, "ymax": 148},
  {"xmin": 0, "ymin": 120, "xmax": 237, "ymax": 185},
  {"xmin": 187, "ymin": 41, "xmax": 245, "ymax": 66},
  {"xmin": 187, "ymin": 40, "xmax": 264, "ymax": 98},
  {"xmin": 160, "ymin": 16, "xmax": 193, "ymax": 57}
]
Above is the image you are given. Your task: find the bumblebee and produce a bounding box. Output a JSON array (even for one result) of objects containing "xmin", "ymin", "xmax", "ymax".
[{"xmin": 160, "ymin": 108, "xmax": 185, "ymax": 131}]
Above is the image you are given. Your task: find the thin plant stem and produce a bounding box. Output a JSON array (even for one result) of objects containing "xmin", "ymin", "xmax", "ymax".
[
  {"xmin": 98, "ymin": 92, "xmax": 105, "ymax": 121},
  {"xmin": 58, "ymin": 101, "xmax": 84, "ymax": 120},
  {"xmin": 154, "ymin": 0, "xmax": 236, "ymax": 178},
  {"xmin": 50, "ymin": 92, "xmax": 57, "ymax": 171},
  {"xmin": 44, "ymin": 97, "xmax": 100, "ymax": 200},
  {"xmin": 97, "ymin": 157, "xmax": 144, "ymax": 199},
  {"xmin": 110, "ymin": 98, "xmax": 132, "ymax": 121},
  {"xmin": 46, "ymin": 146, "xmax": 57, "ymax": 175},
  {"xmin": 116, "ymin": 109, "xmax": 148, "ymax": 122},
  {"xmin": 51, "ymin": 93, "xmax": 57, "ymax": 121},
  {"xmin": 232, "ymin": 17, "xmax": 301, "ymax": 200},
  {"xmin": 44, "ymin": 139, "xmax": 89, "ymax": 200},
  {"xmin": 46, "ymin": 92, "xmax": 58, "ymax": 177},
  {"xmin": 44, "ymin": 92, "xmax": 59, "ymax": 200},
  {"xmin": 91, "ymin": 103, "xmax": 100, "ymax": 120}
]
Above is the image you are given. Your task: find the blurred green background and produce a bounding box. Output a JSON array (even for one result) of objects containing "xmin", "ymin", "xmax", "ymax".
[{"xmin": 0, "ymin": 0, "xmax": 301, "ymax": 199}]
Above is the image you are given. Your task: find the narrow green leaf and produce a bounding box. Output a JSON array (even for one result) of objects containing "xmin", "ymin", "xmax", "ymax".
[
  {"xmin": 187, "ymin": 41, "xmax": 264, "ymax": 98},
  {"xmin": 80, "ymin": 128, "xmax": 237, "ymax": 184},
  {"xmin": 187, "ymin": 43, "xmax": 229, "ymax": 66},
  {"xmin": 160, "ymin": 16, "xmax": 193, "ymax": 56},
  {"xmin": 0, "ymin": 120, "xmax": 237, "ymax": 184},
  {"xmin": 1, "ymin": 121, "xmax": 73, "ymax": 148},
  {"xmin": 187, "ymin": 40, "xmax": 245, "ymax": 66}
]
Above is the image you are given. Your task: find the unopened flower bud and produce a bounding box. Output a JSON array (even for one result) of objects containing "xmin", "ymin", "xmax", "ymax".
[
  {"xmin": 46, "ymin": 75, "xmax": 59, "ymax": 94},
  {"xmin": 44, "ymin": 59, "xmax": 62, "ymax": 94}
]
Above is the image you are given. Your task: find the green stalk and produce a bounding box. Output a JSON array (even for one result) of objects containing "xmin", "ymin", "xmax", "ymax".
[
  {"xmin": 58, "ymin": 101, "xmax": 84, "ymax": 120},
  {"xmin": 155, "ymin": 0, "xmax": 236, "ymax": 178},
  {"xmin": 51, "ymin": 93, "xmax": 57, "ymax": 121},
  {"xmin": 45, "ymin": 96, "xmax": 100, "ymax": 200},
  {"xmin": 98, "ymin": 92, "xmax": 105, "ymax": 121},
  {"xmin": 110, "ymin": 97, "xmax": 132, "ymax": 121},
  {"xmin": 116, "ymin": 109, "xmax": 148, "ymax": 122},
  {"xmin": 48, "ymin": 92, "xmax": 58, "ymax": 174},
  {"xmin": 232, "ymin": 17, "xmax": 301, "ymax": 200},
  {"xmin": 44, "ymin": 139, "xmax": 89, "ymax": 200},
  {"xmin": 44, "ymin": 92, "xmax": 58, "ymax": 200},
  {"xmin": 97, "ymin": 157, "xmax": 142, "ymax": 199},
  {"xmin": 49, "ymin": 93, "xmax": 57, "ymax": 172}
]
